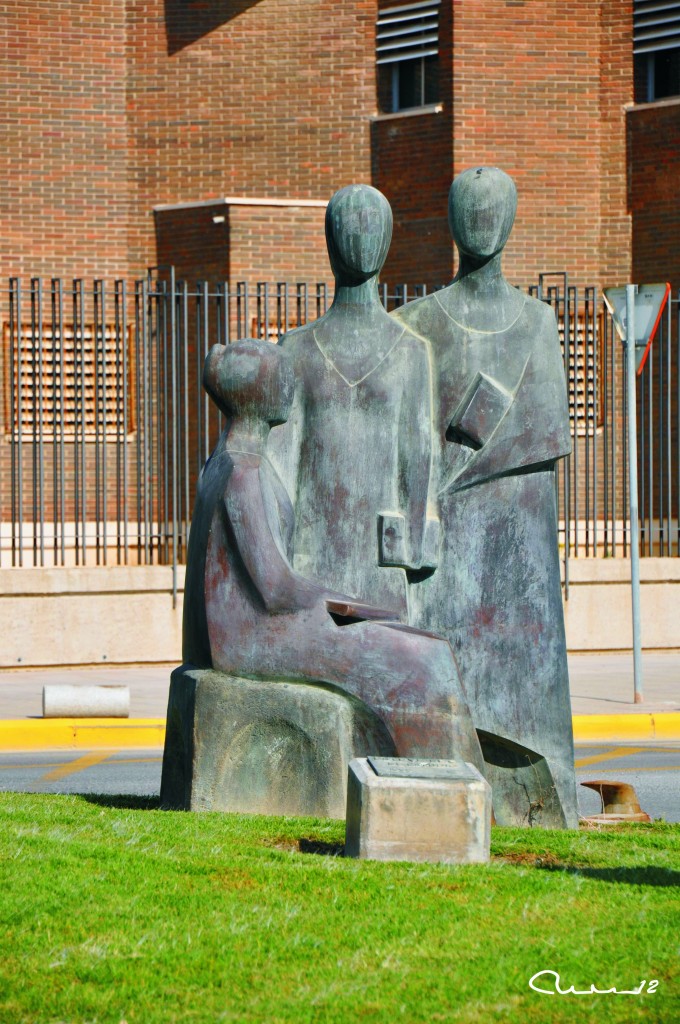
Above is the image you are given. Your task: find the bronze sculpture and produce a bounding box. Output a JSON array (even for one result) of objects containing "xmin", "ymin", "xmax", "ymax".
[
  {"xmin": 162, "ymin": 172, "xmax": 577, "ymax": 828},
  {"xmin": 393, "ymin": 167, "xmax": 577, "ymax": 826}
]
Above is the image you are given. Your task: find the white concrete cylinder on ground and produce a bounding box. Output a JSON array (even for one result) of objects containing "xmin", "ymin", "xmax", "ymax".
[{"xmin": 42, "ymin": 685, "xmax": 130, "ymax": 718}]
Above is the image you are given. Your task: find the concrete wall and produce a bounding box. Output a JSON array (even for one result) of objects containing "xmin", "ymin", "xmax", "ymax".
[
  {"xmin": 0, "ymin": 567, "xmax": 183, "ymax": 667},
  {"xmin": 563, "ymin": 558, "xmax": 680, "ymax": 652},
  {"xmin": 0, "ymin": 560, "xmax": 678, "ymax": 667}
]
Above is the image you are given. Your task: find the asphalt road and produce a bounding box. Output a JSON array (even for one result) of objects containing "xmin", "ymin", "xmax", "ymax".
[
  {"xmin": 574, "ymin": 743, "xmax": 680, "ymax": 823},
  {"xmin": 0, "ymin": 743, "xmax": 677, "ymax": 822}
]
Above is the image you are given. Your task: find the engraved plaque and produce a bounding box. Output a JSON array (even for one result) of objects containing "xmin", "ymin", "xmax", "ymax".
[{"xmin": 367, "ymin": 756, "xmax": 480, "ymax": 782}]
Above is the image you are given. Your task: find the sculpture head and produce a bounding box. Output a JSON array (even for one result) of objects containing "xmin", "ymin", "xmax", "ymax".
[
  {"xmin": 325, "ymin": 184, "xmax": 392, "ymax": 284},
  {"xmin": 203, "ymin": 338, "xmax": 294, "ymax": 427},
  {"xmin": 448, "ymin": 167, "xmax": 517, "ymax": 262}
]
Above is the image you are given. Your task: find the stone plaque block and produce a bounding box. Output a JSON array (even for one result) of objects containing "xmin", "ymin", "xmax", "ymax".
[
  {"xmin": 160, "ymin": 665, "xmax": 395, "ymax": 818},
  {"xmin": 345, "ymin": 757, "xmax": 491, "ymax": 864}
]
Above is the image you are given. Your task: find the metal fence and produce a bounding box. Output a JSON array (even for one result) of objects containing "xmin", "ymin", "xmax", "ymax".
[
  {"xmin": 532, "ymin": 274, "xmax": 679, "ymax": 569},
  {"xmin": 2, "ymin": 273, "xmax": 678, "ymax": 592}
]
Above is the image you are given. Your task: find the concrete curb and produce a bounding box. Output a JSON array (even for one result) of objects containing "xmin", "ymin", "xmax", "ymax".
[
  {"xmin": 0, "ymin": 718, "xmax": 166, "ymax": 751},
  {"xmin": 572, "ymin": 713, "xmax": 680, "ymax": 743},
  {"xmin": 0, "ymin": 714, "xmax": 679, "ymax": 752}
]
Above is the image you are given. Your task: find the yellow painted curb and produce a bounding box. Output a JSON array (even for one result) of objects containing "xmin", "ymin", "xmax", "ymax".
[
  {"xmin": 0, "ymin": 718, "xmax": 166, "ymax": 751},
  {"xmin": 0, "ymin": 714, "xmax": 679, "ymax": 751},
  {"xmin": 572, "ymin": 713, "xmax": 680, "ymax": 743}
]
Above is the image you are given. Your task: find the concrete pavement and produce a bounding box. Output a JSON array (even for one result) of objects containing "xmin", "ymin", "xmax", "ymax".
[{"xmin": 0, "ymin": 652, "xmax": 677, "ymax": 750}]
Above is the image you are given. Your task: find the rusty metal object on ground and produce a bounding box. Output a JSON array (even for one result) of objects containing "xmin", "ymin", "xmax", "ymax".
[{"xmin": 581, "ymin": 780, "xmax": 651, "ymax": 822}]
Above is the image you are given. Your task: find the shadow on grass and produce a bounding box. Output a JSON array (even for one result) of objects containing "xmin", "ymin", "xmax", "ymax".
[
  {"xmin": 80, "ymin": 794, "xmax": 162, "ymax": 811},
  {"xmin": 541, "ymin": 864, "xmax": 680, "ymax": 887},
  {"xmin": 298, "ymin": 838, "xmax": 345, "ymax": 857}
]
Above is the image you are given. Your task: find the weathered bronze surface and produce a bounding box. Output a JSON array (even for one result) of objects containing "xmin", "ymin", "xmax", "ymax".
[
  {"xmin": 393, "ymin": 167, "xmax": 578, "ymax": 827},
  {"xmin": 160, "ymin": 665, "xmax": 396, "ymax": 816},
  {"xmin": 175, "ymin": 333, "xmax": 483, "ymax": 788},
  {"xmin": 269, "ymin": 184, "xmax": 439, "ymax": 616},
  {"xmin": 163, "ymin": 173, "xmax": 576, "ymax": 828}
]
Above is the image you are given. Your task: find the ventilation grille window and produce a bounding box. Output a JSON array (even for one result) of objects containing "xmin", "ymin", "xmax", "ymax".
[
  {"xmin": 376, "ymin": 0, "xmax": 440, "ymax": 65},
  {"xmin": 558, "ymin": 314, "xmax": 603, "ymax": 438},
  {"xmin": 634, "ymin": 1, "xmax": 680, "ymax": 54},
  {"xmin": 3, "ymin": 323, "xmax": 135, "ymax": 439}
]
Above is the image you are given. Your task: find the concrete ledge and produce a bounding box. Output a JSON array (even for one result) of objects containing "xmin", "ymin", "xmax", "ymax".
[
  {"xmin": 0, "ymin": 567, "xmax": 183, "ymax": 666},
  {"xmin": 565, "ymin": 558, "xmax": 680, "ymax": 584},
  {"xmin": 0, "ymin": 559, "xmax": 678, "ymax": 665},
  {"xmin": 0, "ymin": 565, "xmax": 185, "ymax": 595},
  {"xmin": 564, "ymin": 559, "xmax": 680, "ymax": 651},
  {"xmin": 1, "ymin": 714, "xmax": 679, "ymax": 752}
]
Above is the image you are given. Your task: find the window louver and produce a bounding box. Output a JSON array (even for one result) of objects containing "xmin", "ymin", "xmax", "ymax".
[
  {"xmin": 634, "ymin": 1, "xmax": 680, "ymax": 55},
  {"xmin": 376, "ymin": 0, "xmax": 440, "ymax": 66}
]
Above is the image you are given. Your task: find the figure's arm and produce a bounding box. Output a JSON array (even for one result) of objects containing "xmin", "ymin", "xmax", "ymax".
[
  {"xmin": 442, "ymin": 308, "xmax": 571, "ymax": 494},
  {"xmin": 225, "ymin": 462, "xmax": 323, "ymax": 613},
  {"xmin": 225, "ymin": 461, "xmax": 399, "ymax": 621},
  {"xmin": 379, "ymin": 341, "xmax": 439, "ymax": 570}
]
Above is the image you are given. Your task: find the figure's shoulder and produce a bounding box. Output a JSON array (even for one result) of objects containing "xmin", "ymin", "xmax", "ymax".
[
  {"xmin": 520, "ymin": 291, "xmax": 559, "ymax": 331},
  {"xmin": 392, "ymin": 291, "xmax": 448, "ymax": 346},
  {"xmin": 279, "ymin": 315, "xmax": 323, "ymax": 349},
  {"xmin": 392, "ymin": 290, "xmax": 440, "ymax": 324}
]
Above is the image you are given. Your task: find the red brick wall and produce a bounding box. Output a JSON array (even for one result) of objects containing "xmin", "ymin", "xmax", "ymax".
[
  {"xmin": 3, "ymin": 1, "xmax": 375, "ymax": 286},
  {"xmin": 628, "ymin": 99, "xmax": 680, "ymax": 526},
  {"xmin": 2, "ymin": 1, "xmax": 130, "ymax": 281},
  {"xmin": 126, "ymin": 0, "xmax": 376, "ymax": 283},
  {"xmin": 1, "ymin": 0, "xmax": 664, "ymax": 297},
  {"xmin": 227, "ymin": 205, "xmax": 331, "ymax": 284},
  {"xmin": 628, "ymin": 100, "xmax": 680, "ymax": 295},
  {"xmin": 448, "ymin": 0, "xmax": 632, "ymax": 289},
  {"xmin": 600, "ymin": 0, "xmax": 634, "ymax": 287},
  {"xmin": 371, "ymin": 0, "xmax": 634, "ymax": 290},
  {"xmin": 371, "ymin": 0, "xmax": 455, "ymax": 287}
]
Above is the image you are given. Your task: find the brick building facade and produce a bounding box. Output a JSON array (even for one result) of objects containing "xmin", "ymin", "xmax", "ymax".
[
  {"xmin": 1, "ymin": 1, "xmax": 679, "ymax": 566},
  {"xmin": 2, "ymin": 0, "xmax": 678, "ymax": 293}
]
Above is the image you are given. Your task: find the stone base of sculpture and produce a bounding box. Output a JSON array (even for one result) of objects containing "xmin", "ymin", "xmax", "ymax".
[
  {"xmin": 160, "ymin": 665, "xmax": 396, "ymax": 818},
  {"xmin": 477, "ymin": 732, "xmax": 569, "ymax": 828}
]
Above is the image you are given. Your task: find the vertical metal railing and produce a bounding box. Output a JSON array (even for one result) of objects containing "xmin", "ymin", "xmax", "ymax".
[{"xmin": 2, "ymin": 274, "xmax": 678, "ymax": 570}]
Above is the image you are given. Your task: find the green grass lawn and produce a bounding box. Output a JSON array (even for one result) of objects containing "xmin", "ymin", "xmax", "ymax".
[{"xmin": 0, "ymin": 794, "xmax": 677, "ymax": 1024}]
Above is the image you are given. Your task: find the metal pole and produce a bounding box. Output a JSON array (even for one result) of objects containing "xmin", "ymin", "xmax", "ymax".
[{"xmin": 626, "ymin": 284, "xmax": 644, "ymax": 704}]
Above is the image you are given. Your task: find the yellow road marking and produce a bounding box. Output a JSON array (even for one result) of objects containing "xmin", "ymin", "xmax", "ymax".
[
  {"xmin": 0, "ymin": 762, "xmax": 64, "ymax": 770},
  {"xmin": 0, "ymin": 755, "xmax": 163, "ymax": 771},
  {"xmin": 41, "ymin": 750, "xmax": 113, "ymax": 781},
  {"xmin": 575, "ymin": 746, "xmax": 647, "ymax": 768},
  {"xmin": 577, "ymin": 749, "xmax": 680, "ymax": 757},
  {"xmin": 117, "ymin": 757, "xmax": 163, "ymax": 764},
  {"xmin": 578, "ymin": 765, "xmax": 680, "ymax": 773}
]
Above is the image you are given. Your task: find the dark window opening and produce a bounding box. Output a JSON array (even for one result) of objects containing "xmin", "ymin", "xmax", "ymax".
[
  {"xmin": 635, "ymin": 48, "xmax": 680, "ymax": 101},
  {"xmin": 633, "ymin": 0, "xmax": 680, "ymax": 100},
  {"xmin": 378, "ymin": 54, "xmax": 439, "ymax": 113}
]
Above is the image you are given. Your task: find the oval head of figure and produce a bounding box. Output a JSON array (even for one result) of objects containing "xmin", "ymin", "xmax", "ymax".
[
  {"xmin": 203, "ymin": 336, "xmax": 294, "ymax": 436},
  {"xmin": 449, "ymin": 166, "xmax": 517, "ymax": 268},
  {"xmin": 325, "ymin": 183, "xmax": 392, "ymax": 288}
]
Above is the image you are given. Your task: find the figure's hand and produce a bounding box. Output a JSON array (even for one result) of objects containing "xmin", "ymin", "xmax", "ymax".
[
  {"xmin": 378, "ymin": 512, "xmax": 439, "ymax": 571},
  {"xmin": 325, "ymin": 597, "xmax": 401, "ymax": 623}
]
